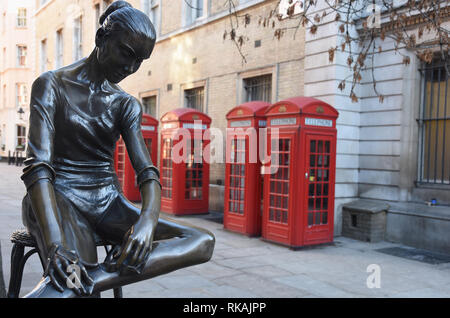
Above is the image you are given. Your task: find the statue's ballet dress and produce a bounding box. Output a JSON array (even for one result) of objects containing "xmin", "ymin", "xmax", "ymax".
[{"xmin": 21, "ymin": 68, "xmax": 157, "ymax": 267}]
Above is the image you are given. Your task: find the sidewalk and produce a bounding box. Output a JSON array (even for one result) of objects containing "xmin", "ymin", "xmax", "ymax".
[{"xmin": 0, "ymin": 162, "xmax": 449, "ymax": 298}]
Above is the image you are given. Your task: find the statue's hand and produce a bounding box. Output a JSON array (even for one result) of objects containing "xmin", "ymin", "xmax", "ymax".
[
  {"xmin": 114, "ymin": 218, "xmax": 155, "ymax": 270},
  {"xmin": 44, "ymin": 243, "xmax": 94, "ymax": 296}
]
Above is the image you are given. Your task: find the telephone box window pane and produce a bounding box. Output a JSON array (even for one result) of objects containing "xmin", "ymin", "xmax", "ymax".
[
  {"xmin": 308, "ymin": 198, "xmax": 314, "ymax": 211},
  {"xmin": 162, "ymin": 138, "xmax": 173, "ymax": 198},
  {"xmin": 315, "ymin": 212, "xmax": 321, "ymax": 225},
  {"xmin": 310, "ymin": 140, "xmax": 316, "ymax": 153},
  {"xmin": 275, "ymin": 210, "xmax": 281, "ymax": 222},
  {"xmin": 316, "ymin": 183, "xmax": 322, "ymax": 196},
  {"xmin": 310, "ymin": 155, "xmax": 316, "ymax": 167},
  {"xmin": 324, "ymin": 170, "xmax": 329, "ymax": 181},
  {"xmin": 325, "ymin": 141, "xmax": 330, "ymax": 153},
  {"xmin": 282, "ymin": 197, "xmax": 288, "ymax": 209},
  {"xmin": 282, "ymin": 211, "xmax": 288, "ymax": 223},
  {"xmin": 323, "ymin": 198, "xmax": 328, "ymax": 210},
  {"xmin": 318, "ymin": 155, "xmax": 323, "ymax": 167},
  {"xmin": 309, "ymin": 184, "xmax": 314, "ymax": 196},
  {"xmin": 318, "ymin": 140, "xmax": 323, "ymax": 153},
  {"xmin": 324, "ymin": 155, "xmax": 330, "ymax": 167},
  {"xmin": 315, "ymin": 198, "xmax": 321, "ymax": 210},
  {"xmin": 324, "ymin": 183, "xmax": 329, "ymax": 195},
  {"xmin": 308, "ymin": 212, "xmax": 314, "ymax": 226},
  {"xmin": 322, "ymin": 212, "xmax": 328, "ymax": 224}
]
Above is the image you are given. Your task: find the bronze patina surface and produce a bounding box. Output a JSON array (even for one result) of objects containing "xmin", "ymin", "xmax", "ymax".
[{"xmin": 20, "ymin": 1, "xmax": 214, "ymax": 298}]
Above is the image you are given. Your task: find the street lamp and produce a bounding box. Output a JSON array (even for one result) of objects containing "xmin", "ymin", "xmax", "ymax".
[{"xmin": 17, "ymin": 107, "xmax": 25, "ymax": 120}]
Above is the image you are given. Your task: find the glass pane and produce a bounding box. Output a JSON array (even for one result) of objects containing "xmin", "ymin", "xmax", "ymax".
[
  {"xmin": 318, "ymin": 140, "xmax": 323, "ymax": 153},
  {"xmin": 308, "ymin": 212, "xmax": 314, "ymax": 226},
  {"xmin": 309, "ymin": 184, "xmax": 314, "ymax": 196},
  {"xmin": 310, "ymin": 155, "xmax": 316, "ymax": 167},
  {"xmin": 315, "ymin": 212, "xmax": 321, "ymax": 225},
  {"xmin": 308, "ymin": 198, "xmax": 314, "ymax": 211},
  {"xmin": 322, "ymin": 212, "xmax": 328, "ymax": 224},
  {"xmin": 310, "ymin": 140, "xmax": 316, "ymax": 153}
]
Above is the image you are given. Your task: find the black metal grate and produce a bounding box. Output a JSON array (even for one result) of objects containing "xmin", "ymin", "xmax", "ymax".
[
  {"xmin": 184, "ymin": 87, "xmax": 204, "ymax": 111},
  {"xmin": 418, "ymin": 59, "xmax": 450, "ymax": 185},
  {"xmin": 244, "ymin": 74, "xmax": 272, "ymax": 103}
]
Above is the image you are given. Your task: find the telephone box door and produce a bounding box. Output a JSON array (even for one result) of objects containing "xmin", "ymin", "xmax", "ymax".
[
  {"xmin": 263, "ymin": 133, "xmax": 297, "ymax": 245},
  {"xmin": 304, "ymin": 133, "xmax": 335, "ymax": 244}
]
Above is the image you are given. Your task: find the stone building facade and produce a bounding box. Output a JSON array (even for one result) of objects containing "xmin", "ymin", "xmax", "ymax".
[
  {"xmin": 0, "ymin": 0, "xmax": 35, "ymax": 159},
  {"xmin": 33, "ymin": 0, "xmax": 305, "ymax": 212},
  {"xmin": 305, "ymin": 2, "xmax": 450, "ymax": 253}
]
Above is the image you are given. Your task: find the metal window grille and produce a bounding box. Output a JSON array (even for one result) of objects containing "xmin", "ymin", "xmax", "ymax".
[
  {"xmin": 418, "ymin": 59, "xmax": 450, "ymax": 185},
  {"xmin": 184, "ymin": 87, "xmax": 204, "ymax": 111},
  {"xmin": 244, "ymin": 74, "xmax": 272, "ymax": 103}
]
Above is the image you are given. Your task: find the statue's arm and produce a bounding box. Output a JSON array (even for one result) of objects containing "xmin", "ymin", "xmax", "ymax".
[
  {"xmin": 21, "ymin": 72, "xmax": 64, "ymax": 250},
  {"xmin": 114, "ymin": 96, "xmax": 161, "ymax": 267}
]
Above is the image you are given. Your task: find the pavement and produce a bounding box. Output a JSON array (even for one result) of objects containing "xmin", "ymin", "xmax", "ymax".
[{"xmin": 0, "ymin": 162, "xmax": 450, "ymax": 298}]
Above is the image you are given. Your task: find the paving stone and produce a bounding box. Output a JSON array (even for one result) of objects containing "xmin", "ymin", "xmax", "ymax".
[{"xmin": 1, "ymin": 162, "xmax": 450, "ymax": 298}]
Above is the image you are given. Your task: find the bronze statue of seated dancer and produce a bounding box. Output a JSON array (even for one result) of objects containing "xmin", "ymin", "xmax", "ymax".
[{"xmin": 20, "ymin": 1, "xmax": 215, "ymax": 297}]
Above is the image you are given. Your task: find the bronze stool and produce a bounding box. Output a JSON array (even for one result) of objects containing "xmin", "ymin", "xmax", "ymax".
[{"xmin": 8, "ymin": 229, "xmax": 123, "ymax": 298}]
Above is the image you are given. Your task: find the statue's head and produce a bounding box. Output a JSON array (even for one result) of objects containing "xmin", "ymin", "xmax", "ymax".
[{"xmin": 95, "ymin": 1, "xmax": 156, "ymax": 83}]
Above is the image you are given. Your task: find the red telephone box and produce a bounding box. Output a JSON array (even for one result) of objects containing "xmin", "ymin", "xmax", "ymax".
[
  {"xmin": 160, "ymin": 108, "xmax": 211, "ymax": 215},
  {"xmin": 224, "ymin": 101, "xmax": 270, "ymax": 236},
  {"xmin": 114, "ymin": 113, "xmax": 159, "ymax": 202},
  {"xmin": 262, "ymin": 97, "xmax": 338, "ymax": 248}
]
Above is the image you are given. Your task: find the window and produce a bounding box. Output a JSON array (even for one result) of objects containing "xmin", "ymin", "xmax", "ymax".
[
  {"xmin": 243, "ymin": 74, "xmax": 272, "ymax": 103},
  {"xmin": 55, "ymin": 29, "xmax": 63, "ymax": 68},
  {"xmin": 73, "ymin": 16, "xmax": 83, "ymax": 61},
  {"xmin": 142, "ymin": 95, "xmax": 157, "ymax": 117},
  {"xmin": 184, "ymin": 87, "xmax": 204, "ymax": 111},
  {"xmin": 418, "ymin": 59, "xmax": 450, "ymax": 184},
  {"xmin": 184, "ymin": 0, "xmax": 205, "ymax": 26},
  {"xmin": 17, "ymin": 45, "xmax": 27, "ymax": 66},
  {"xmin": 94, "ymin": 3, "xmax": 101, "ymax": 29},
  {"xmin": 16, "ymin": 125, "xmax": 26, "ymax": 150},
  {"xmin": 40, "ymin": 39, "xmax": 47, "ymax": 73},
  {"xmin": 16, "ymin": 83, "xmax": 27, "ymax": 107},
  {"xmin": 143, "ymin": 0, "xmax": 159, "ymax": 34},
  {"xmin": 17, "ymin": 8, "xmax": 26, "ymax": 27}
]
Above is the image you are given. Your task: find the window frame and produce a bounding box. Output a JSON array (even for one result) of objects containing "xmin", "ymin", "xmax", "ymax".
[
  {"xmin": 417, "ymin": 59, "xmax": 450, "ymax": 186},
  {"xmin": 16, "ymin": 8, "xmax": 27, "ymax": 28},
  {"xmin": 184, "ymin": 86, "xmax": 205, "ymax": 112},
  {"xmin": 16, "ymin": 45, "xmax": 27, "ymax": 67},
  {"xmin": 73, "ymin": 16, "xmax": 83, "ymax": 62},
  {"xmin": 55, "ymin": 28, "xmax": 64, "ymax": 68}
]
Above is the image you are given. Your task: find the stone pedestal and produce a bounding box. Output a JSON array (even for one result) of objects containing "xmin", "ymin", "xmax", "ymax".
[{"xmin": 342, "ymin": 200, "xmax": 389, "ymax": 243}]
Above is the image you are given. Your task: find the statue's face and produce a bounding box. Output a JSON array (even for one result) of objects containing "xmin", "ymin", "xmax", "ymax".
[{"xmin": 96, "ymin": 28, "xmax": 154, "ymax": 84}]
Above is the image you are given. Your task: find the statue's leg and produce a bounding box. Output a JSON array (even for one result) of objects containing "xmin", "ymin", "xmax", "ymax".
[
  {"xmin": 24, "ymin": 195, "xmax": 215, "ymax": 298},
  {"xmin": 21, "ymin": 192, "xmax": 99, "ymax": 297}
]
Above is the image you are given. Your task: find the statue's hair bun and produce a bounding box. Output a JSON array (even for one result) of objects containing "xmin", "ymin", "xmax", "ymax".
[{"xmin": 99, "ymin": 0, "xmax": 133, "ymax": 26}]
